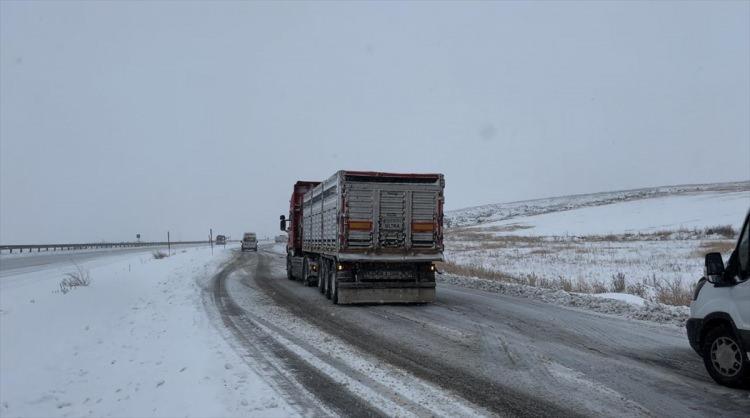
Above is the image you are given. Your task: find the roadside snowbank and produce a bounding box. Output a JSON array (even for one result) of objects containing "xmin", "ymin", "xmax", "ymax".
[
  {"xmin": 0, "ymin": 245, "xmax": 295, "ymax": 418},
  {"xmin": 438, "ymin": 274, "xmax": 689, "ymax": 326},
  {"xmin": 591, "ymin": 292, "xmax": 646, "ymax": 307}
]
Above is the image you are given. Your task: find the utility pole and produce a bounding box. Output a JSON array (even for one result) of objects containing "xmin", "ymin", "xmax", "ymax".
[
  {"xmin": 167, "ymin": 231, "xmax": 171, "ymax": 255},
  {"xmin": 210, "ymin": 228, "xmax": 213, "ymax": 255}
]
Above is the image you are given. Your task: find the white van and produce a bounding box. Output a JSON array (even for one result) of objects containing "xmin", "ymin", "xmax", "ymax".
[{"xmin": 687, "ymin": 211, "xmax": 749, "ymax": 387}]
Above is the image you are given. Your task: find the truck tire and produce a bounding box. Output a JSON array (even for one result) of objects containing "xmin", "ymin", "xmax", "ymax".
[
  {"xmin": 286, "ymin": 256, "xmax": 294, "ymax": 280},
  {"xmin": 324, "ymin": 263, "xmax": 332, "ymax": 299},
  {"xmin": 702, "ymin": 325, "xmax": 749, "ymax": 388},
  {"xmin": 302, "ymin": 257, "xmax": 309, "ymax": 285},
  {"xmin": 331, "ymin": 273, "xmax": 338, "ymax": 304},
  {"xmin": 318, "ymin": 260, "xmax": 326, "ymax": 293}
]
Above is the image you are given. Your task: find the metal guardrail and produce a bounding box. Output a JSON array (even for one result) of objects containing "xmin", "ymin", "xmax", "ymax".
[{"xmin": 0, "ymin": 241, "xmax": 210, "ymax": 254}]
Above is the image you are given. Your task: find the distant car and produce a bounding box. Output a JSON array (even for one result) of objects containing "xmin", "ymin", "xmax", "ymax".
[
  {"xmin": 215, "ymin": 235, "xmax": 226, "ymax": 245},
  {"xmin": 687, "ymin": 210, "xmax": 749, "ymax": 388},
  {"xmin": 241, "ymin": 232, "xmax": 258, "ymax": 252}
]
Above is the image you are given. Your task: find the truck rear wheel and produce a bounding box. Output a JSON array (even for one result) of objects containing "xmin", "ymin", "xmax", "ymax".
[
  {"xmin": 331, "ymin": 273, "xmax": 338, "ymax": 304},
  {"xmin": 318, "ymin": 260, "xmax": 326, "ymax": 293},
  {"xmin": 302, "ymin": 257, "xmax": 310, "ymax": 285},
  {"xmin": 324, "ymin": 262, "xmax": 332, "ymax": 299}
]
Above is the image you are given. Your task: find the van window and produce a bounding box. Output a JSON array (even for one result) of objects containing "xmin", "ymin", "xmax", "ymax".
[{"xmin": 739, "ymin": 218, "xmax": 749, "ymax": 279}]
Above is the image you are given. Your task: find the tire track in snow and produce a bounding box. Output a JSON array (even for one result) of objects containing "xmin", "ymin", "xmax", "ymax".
[
  {"xmin": 205, "ymin": 255, "xmax": 383, "ymax": 418},
  {"xmin": 222, "ymin": 250, "xmax": 495, "ymax": 417},
  {"xmin": 250, "ymin": 248, "xmax": 576, "ymax": 417}
]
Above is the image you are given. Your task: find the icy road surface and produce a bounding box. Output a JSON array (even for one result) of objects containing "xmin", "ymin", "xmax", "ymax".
[
  {"xmin": 213, "ymin": 244, "xmax": 750, "ymax": 417},
  {"xmin": 3, "ymin": 242, "xmax": 749, "ymax": 417}
]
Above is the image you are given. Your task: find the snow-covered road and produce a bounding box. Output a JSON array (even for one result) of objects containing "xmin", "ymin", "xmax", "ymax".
[
  {"xmin": 208, "ymin": 249, "xmax": 493, "ymax": 417},
  {"xmin": 3, "ymin": 242, "xmax": 749, "ymax": 417},
  {"xmin": 216, "ymin": 245, "xmax": 750, "ymax": 417},
  {"xmin": 0, "ymin": 244, "xmax": 299, "ymax": 417}
]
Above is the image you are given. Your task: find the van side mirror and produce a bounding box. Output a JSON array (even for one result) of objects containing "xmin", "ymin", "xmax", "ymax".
[
  {"xmin": 279, "ymin": 215, "xmax": 286, "ymax": 232},
  {"xmin": 705, "ymin": 252, "xmax": 725, "ymax": 283}
]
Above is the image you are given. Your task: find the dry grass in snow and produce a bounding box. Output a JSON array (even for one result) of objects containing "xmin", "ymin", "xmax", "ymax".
[
  {"xmin": 443, "ymin": 227, "xmax": 734, "ymax": 306},
  {"xmin": 59, "ymin": 262, "xmax": 91, "ymax": 294}
]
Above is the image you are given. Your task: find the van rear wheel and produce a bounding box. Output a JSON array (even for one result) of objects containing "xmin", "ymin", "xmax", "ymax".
[{"xmin": 702, "ymin": 326, "xmax": 749, "ymax": 388}]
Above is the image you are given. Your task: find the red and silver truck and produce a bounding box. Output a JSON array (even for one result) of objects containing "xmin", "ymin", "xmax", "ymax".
[{"xmin": 280, "ymin": 171, "xmax": 445, "ymax": 304}]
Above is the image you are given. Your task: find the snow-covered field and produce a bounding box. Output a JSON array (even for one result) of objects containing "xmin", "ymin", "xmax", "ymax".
[
  {"xmin": 0, "ymin": 245, "xmax": 296, "ymax": 418},
  {"xmin": 446, "ymin": 181, "xmax": 748, "ymax": 228},
  {"xmin": 470, "ymin": 191, "xmax": 748, "ymax": 237},
  {"xmin": 444, "ymin": 182, "xmax": 750, "ymax": 307}
]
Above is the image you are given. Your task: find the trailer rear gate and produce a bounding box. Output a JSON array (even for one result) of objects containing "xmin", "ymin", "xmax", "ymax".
[
  {"xmin": 299, "ymin": 171, "xmax": 444, "ymax": 304},
  {"xmin": 302, "ymin": 172, "xmax": 444, "ymax": 255}
]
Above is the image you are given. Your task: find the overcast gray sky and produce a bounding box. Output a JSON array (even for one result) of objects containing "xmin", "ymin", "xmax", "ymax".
[{"xmin": 1, "ymin": 1, "xmax": 748, "ymax": 244}]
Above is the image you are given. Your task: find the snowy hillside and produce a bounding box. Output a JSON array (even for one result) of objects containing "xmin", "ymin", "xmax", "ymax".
[
  {"xmin": 446, "ymin": 181, "xmax": 749, "ymax": 228},
  {"xmin": 471, "ymin": 190, "xmax": 749, "ymax": 237},
  {"xmin": 443, "ymin": 181, "xmax": 750, "ymax": 309}
]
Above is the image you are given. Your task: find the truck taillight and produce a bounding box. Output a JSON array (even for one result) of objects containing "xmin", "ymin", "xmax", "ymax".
[
  {"xmin": 337, "ymin": 263, "xmax": 353, "ymax": 271},
  {"xmin": 412, "ymin": 222, "xmax": 434, "ymax": 232},
  {"xmin": 348, "ymin": 220, "xmax": 372, "ymax": 231}
]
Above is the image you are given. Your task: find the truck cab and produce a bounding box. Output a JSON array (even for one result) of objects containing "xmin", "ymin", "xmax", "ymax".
[
  {"xmin": 687, "ymin": 211, "xmax": 750, "ymax": 387},
  {"xmin": 241, "ymin": 232, "xmax": 258, "ymax": 252},
  {"xmin": 280, "ymin": 181, "xmax": 320, "ymax": 281}
]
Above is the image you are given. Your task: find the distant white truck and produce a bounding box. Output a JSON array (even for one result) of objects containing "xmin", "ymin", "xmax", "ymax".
[
  {"xmin": 687, "ymin": 210, "xmax": 749, "ymax": 387},
  {"xmin": 240, "ymin": 232, "xmax": 258, "ymax": 252}
]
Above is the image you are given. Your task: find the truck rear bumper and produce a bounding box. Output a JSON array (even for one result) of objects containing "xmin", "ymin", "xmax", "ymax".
[{"xmin": 336, "ymin": 281, "xmax": 435, "ymax": 304}]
